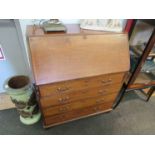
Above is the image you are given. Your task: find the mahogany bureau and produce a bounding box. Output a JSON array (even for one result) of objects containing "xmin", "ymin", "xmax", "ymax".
[{"xmin": 27, "ymin": 24, "xmax": 130, "ymax": 128}]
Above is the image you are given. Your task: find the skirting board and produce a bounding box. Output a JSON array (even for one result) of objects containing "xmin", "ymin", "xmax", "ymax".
[{"xmin": 0, "ymin": 93, "xmax": 15, "ymax": 110}]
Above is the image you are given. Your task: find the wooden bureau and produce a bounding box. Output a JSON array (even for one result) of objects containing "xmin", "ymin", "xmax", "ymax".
[{"xmin": 27, "ymin": 24, "xmax": 130, "ymax": 128}]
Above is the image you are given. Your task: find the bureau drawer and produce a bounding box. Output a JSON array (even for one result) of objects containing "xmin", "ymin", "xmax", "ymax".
[
  {"xmin": 44, "ymin": 102, "xmax": 113, "ymax": 127},
  {"xmin": 39, "ymin": 73, "xmax": 125, "ymax": 97},
  {"xmin": 40, "ymin": 83, "xmax": 122, "ymax": 108},
  {"xmin": 42, "ymin": 92, "xmax": 117, "ymax": 117}
]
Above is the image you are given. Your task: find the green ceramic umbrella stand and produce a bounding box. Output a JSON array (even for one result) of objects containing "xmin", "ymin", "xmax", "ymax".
[{"xmin": 4, "ymin": 75, "xmax": 41, "ymax": 125}]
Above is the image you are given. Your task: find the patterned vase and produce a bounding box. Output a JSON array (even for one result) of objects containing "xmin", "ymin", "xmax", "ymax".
[{"xmin": 3, "ymin": 75, "xmax": 41, "ymax": 125}]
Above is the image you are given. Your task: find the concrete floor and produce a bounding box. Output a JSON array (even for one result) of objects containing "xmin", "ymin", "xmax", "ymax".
[{"xmin": 0, "ymin": 91, "xmax": 155, "ymax": 135}]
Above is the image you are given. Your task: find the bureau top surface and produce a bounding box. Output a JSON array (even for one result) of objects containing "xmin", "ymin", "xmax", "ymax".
[
  {"xmin": 27, "ymin": 24, "xmax": 116, "ymax": 37},
  {"xmin": 27, "ymin": 24, "xmax": 130, "ymax": 85}
]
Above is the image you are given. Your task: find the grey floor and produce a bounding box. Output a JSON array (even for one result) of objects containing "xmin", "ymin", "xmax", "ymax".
[{"xmin": 0, "ymin": 91, "xmax": 155, "ymax": 135}]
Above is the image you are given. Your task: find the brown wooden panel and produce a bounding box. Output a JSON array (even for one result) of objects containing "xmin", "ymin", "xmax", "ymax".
[
  {"xmin": 44, "ymin": 102, "xmax": 113, "ymax": 127},
  {"xmin": 42, "ymin": 93, "xmax": 117, "ymax": 117},
  {"xmin": 40, "ymin": 83, "xmax": 122, "ymax": 108},
  {"xmin": 39, "ymin": 72, "xmax": 125, "ymax": 97},
  {"xmin": 28, "ymin": 33, "xmax": 129, "ymax": 85}
]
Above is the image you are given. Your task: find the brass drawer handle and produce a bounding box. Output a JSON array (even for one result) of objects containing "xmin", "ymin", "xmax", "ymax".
[
  {"xmin": 102, "ymin": 80, "xmax": 106, "ymax": 83},
  {"xmin": 102, "ymin": 82, "xmax": 112, "ymax": 86},
  {"xmin": 57, "ymin": 87, "xmax": 70, "ymax": 92},
  {"xmin": 107, "ymin": 79, "xmax": 112, "ymax": 82},
  {"xmin": 101, "ymin": 79, "xmax": 112, "ymax": 84},
  {"xmin": 58, "ymin": 97, "xmax": 70, "ymax": 104},
  {"xmin": 98, "ymin": 89, "xmax": 107, "ymax": 94},
  {"xmin": 59, "ymin": 106, "xmax": 69, "ymax": 112},
  {"xmin": 96, "ymin": 99, "xmax": 105, "ymax": 104}
]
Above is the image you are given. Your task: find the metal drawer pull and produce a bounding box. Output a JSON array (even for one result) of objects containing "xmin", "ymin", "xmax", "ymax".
[
  {"xmin": 101, "ymin": 80, "xmax": 106, "ymax": 83},
  {"xmin": 108, "ymin": 79, "xmax": 112, "ymax": 82},
  {"xmin": 57, "ymin": 87, "xmax": 69, "ymax": 92},
  {"xmin": 98, "ymin": 89, "xmax": 107, "ymax": 94},
  {"xmin": 58, "ymin": 97, "xmax": 70, "ymax": 103},
  {"xmin": 101, "ymin": 79, "xmax": 112, "ymax": 84},
  {"xmin": 96, "ymin": 99, "xmax": 105, "ymax": 104},
  {"xmin": 59, "ymin": 106, "xmax": 69, "ymax": 112},
  {"xmin": 102, "ymin": 82, "xmax": 112, "ymax": 86}
]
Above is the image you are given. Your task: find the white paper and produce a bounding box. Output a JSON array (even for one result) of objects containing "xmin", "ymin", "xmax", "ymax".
[{"xmin": 80, "ymin": 19, "xmax": 125, "ymax": 32}]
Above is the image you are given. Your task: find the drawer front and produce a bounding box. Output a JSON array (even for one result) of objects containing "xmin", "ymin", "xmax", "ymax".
[
  {"xmin": 39, "ymin": 73, "xmax": 125, "ymax": 97},
  {"xmin": 40, "ymin": 83, "xmax": 122, "ymax": 108},
  {"xmin": 42, "ymin": 93, "xmax": 117, "ymax": 117},
  {"xmin": 44, "ymin": 102, "xmax": 113, "ymax": 127}
]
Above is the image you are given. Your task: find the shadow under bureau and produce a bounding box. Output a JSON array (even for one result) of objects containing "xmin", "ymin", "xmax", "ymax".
[{"xmin": 27, "ymin": 24, "xmax": 130, "ymax": 128}]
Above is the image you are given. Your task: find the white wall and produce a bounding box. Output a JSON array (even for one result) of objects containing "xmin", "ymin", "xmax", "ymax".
[{"xmin": 0, "ymin": 20, "xmax": 29, "ymax": 93}]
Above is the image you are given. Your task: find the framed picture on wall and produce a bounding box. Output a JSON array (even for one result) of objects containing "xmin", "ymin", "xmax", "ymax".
[{"xmin": 0, "ymin": 44, "xmax": 5, "ymax": 60}]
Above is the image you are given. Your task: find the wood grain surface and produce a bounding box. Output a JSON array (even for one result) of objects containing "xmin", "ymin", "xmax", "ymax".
[{"xmin": 28, "ymin": 26, "xmax": 130, "ymax": 85}]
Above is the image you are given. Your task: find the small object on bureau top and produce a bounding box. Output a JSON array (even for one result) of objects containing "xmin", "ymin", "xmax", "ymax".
[{"xmin": 42, "ymin": 19, "xmax": 66, "ymax": 32}]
